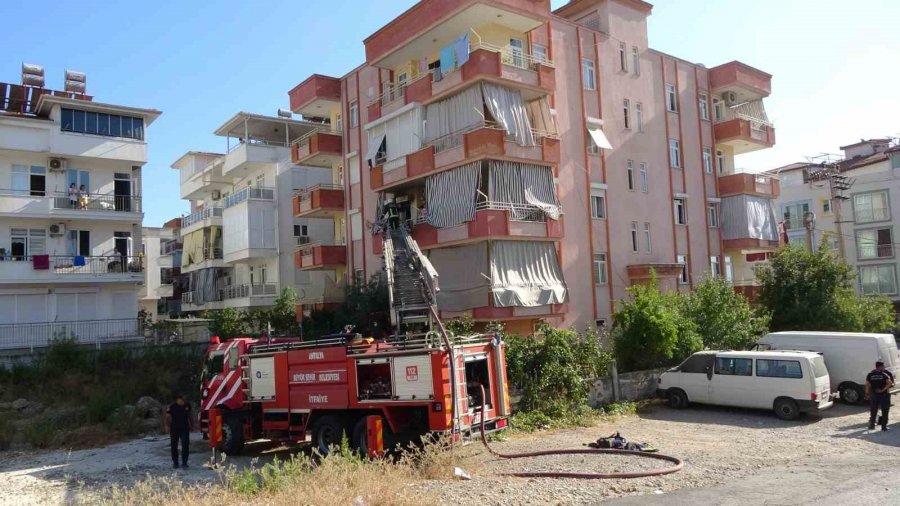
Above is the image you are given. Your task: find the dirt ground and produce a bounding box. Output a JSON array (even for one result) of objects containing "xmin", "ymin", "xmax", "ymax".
[{"xmin": 1, "ymin": 401, "xmax": 898, "ymax": 505}]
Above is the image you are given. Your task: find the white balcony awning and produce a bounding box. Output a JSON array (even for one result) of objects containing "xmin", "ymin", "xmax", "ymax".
[{"xmin": 588, "ymin": 127, "xmax": 613, "ymax": 150}]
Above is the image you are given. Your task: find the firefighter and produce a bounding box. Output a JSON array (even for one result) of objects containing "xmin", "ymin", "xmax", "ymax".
[
  {"xmin": 866, "ymin": 361, "xmax": 894, "ymax": 431},
  {"xmin": 384, "ymin": 203, "xmax": 400, "ymax": 230},
  {"xmin": 164, "ymin": 393, "xmax": 194, "ymax": 468}
]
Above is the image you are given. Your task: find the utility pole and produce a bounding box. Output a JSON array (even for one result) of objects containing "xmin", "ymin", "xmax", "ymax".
[{"xmin": 804, "ymin": 159, "xmax": 854, "ymax": 258}]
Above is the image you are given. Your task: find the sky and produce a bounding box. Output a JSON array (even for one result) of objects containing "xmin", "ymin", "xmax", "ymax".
[{"xmin": 0, "ymin": 0, "xmax": 897, "ymax": 227}]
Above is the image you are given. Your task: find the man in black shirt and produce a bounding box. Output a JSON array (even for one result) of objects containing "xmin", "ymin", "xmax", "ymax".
[
  {"xmin": 866, "ymin": 361, "xmax": 894, "ymax": 431},
  {"xmin": 164, "ymin": 394, "xmax": 193, "ymax": 468}
]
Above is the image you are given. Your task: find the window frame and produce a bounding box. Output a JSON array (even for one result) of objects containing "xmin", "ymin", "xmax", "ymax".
[
  {"xmin": 782, "ymin": 201, "xmax": 811, "ymax": 230},
  {"xmin": 852, "ymin": 190, "xmax": 890, "ymax": 224},
  {"xmin": 665, "ymin": 83, "xmax": 678, "ymax": 112},
  {"xmin": 630, "ymin": 221, "xmax": 639, "ymax": 253},
  {"xmin": 60, "ymin": 108, "xmax": 144, "ymax": 141},
  {"xmin": 677, "ymin": 254, "xmax": 689, "ymax": 284},
  {"xmin": 348, "ymin": 100, "xmax": 359, "ymax": 128},
  {"xmin": 710, "ymin": 255, "xmax": 721, "ymax": 278},
  {"xmin": 593, "ymin": 253, "xmax": 608, "ymax": 285},
  {"xmin": 699, "ymin": 92, "xmax": 710, "ymax": 121},
  {"xmin": 587, "ymin": 134, "xmax": 600, "ymax": 155},
  {"xmin": 623, "ymin": 98, "xmax": 631, "ymax": 130},
  {"xmin": 626, "ymin": 160, "xmax": 635, "ymax": 191},
  {"xmin": 618, "ymin": 42, "xmax": 628, "ymax": 72},
  {"xmin": 533, "ymin": 44, "xmax": 548, "ymax": 64},
  {"xmin": 669, "ymin": 139, "xmax": 681, "ymax": 168},
  {"xmin": 643, "ymin": 222, "xmax": 651, "ymax": 253},
  {"xmin": 639, "ymin": 163, "xmax": 648, "ymax": 193},
  {"xmin": 702, "ymin": 147, "xmax": 713, "ymax": 174},
  {"xmin": 716, "ymin": 150, "xmax": 725, "ymax": 174},
  {"xmin": 855, "ymin": 227, "xmax": 894, "ymax": 260},
  {"xmin": 590, "ymin": 194, "xmax": 606, "ymax": 219},
  {"xmin": 859, "ymin": 264, "xmax": 898, "ymax": 295},
  {"xmin": 582, "ymin": 59, "xmax": 596, "ymax": 90},
  {"xmin": 674, "ymin": 198, "xmax": 687, "ymax": 225},
  {"xmin": 635, "ymin": 102, "xmax": 644, "ymax": 133},
  {"xmin": 631, "ymin": 46, "xmax": 640, "ymax": 76},
  {"xmin": 756, "ymin": 359, "xmax": 803, "ymax": 379},
  {"xmin": 707, "ymin": 202, "xmax": 719, "ymax": 228},
  {"xmin": 715, "ymin": 357, "xmax": 753, "ymax": 376}
]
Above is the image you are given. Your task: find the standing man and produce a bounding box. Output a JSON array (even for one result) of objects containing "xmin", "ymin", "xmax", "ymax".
[
  {"xmin": 866, "ymin": 361, "xmax": 894, "ymax": 431},
  {"xmin": 164, "ymin": 394, "xmax": 193, "ymax": 468}
]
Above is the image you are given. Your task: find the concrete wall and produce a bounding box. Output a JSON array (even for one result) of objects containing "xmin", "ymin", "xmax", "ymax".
[{"xmin": 589, "ymin": 366, "xmax": 666, "ymax": 406}]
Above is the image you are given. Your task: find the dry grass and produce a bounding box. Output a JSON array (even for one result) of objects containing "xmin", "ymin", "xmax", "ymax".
[{"xmin": 93, "ymin": 436, "xmax": 479, "ymax": 506}]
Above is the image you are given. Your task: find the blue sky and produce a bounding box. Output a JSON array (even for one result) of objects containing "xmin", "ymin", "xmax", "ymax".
[{"xmin": 0, "ymin": 0, "xmax": 896, "ymax": 226}]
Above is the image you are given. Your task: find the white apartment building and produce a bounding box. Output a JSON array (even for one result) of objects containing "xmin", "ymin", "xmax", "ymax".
[
  {"xmin": 771, "ymin": 138, "xmax": 900, "ymax": 304},
  {"xmin": 139, "ymin": 222, "xmax": 181, "ymax": 321},
  {"xmin": 0, "ymin": 65, "xmax": 160, "ymax": 349},
  {"xmin": 173, "ymin": 112, "xmax": 337, "ymax": 315}
]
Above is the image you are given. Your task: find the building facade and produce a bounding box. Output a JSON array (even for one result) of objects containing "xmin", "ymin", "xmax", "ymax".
[
  {"xmin": 173, "ymin": 113, "xmax": 339, "ymax": 315},
  {"xmin": 140, "ymin": 217, "xmax": 182, "ymax": 320},
  {"xmin": 771, "ymin": 139, "xmax": 900, "ymax": 303},
  {"xmin": 283, "ymin": 0, "xmax": 777, "ymax": 333},
  {"xmin": 0, "ymin": 65, "xmax": 160, "ymax": 349}
]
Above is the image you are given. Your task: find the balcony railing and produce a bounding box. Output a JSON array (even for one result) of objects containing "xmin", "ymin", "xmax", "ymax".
[
  {"xmin": 0, "ymin": 318, "xmax": 141, "ymax": 351},
  {"xmin": 294, "ymin": 183, "xmax": 344, "ymax": 200},
  {"xmin": 223, "ymin": 186, "xmax": 275, "ymax": 208},
  {"xmin": 475, "ymin": 200, "xmax": 547, "ymax": 222},
  {"xmin": 181, "ymin": 206, "xmax": 223, "ymax": 228},
  {"xmin": 226, "ymin": 138, "xmax": 290, "ymax": 153},
  {"xmin": 427, "ymin": 121, "xmax": 557, "ymax": 155},
  {"xmin": 161, "ymin": 241, "xmax": 183, "ymax": 255},
  {"xmin": 0, "ymin": 255, "xmax": 143, "ymax": 275},
  {"xmin": 0, "ymin": 190, "xmax": 145, "ymax": 213},
  {"xmin": 715, "ymin": 99, "xmax": 772, "ymax": 130},
  {"xmin": 291, "ymin": 126, "xmax": 342, "ymax": 148},
  {"xmin": 221, "ymin": 284, "xmax": 279, "ymax": 300}
]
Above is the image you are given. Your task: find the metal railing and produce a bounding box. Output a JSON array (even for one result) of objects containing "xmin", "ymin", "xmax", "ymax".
[
  {"xmin": 181, "ymin": 206, "xmax": 223, "ymax": 228},
  {"xmin": 221, "ymin": 284, "xmax": 278, "ymax": 300},
  {"xmin": 0, "ymin": 318, "xmax": 142, "ymax": 351},
  {"xmin": 296, "ymin": 238, "xmax": 347, "ymax": 252},
  {"xmin": 161, "ymin": 241, "xmax": 183, "ymax": 255},
  {"xmin": 475, "ymin": 200, "xmax": 546, "ymax": 222},
  {"xmin": 0, "ymin": 255, "xmax": 144, "ymax": 274},
  {"xmin": 715, "ymin": 99, "xmax": 772, "ymax": 130},
  {"xmin": 294, "ymin": 183, "xmax": 344, "ymax": 201},
  {"xmin": 227, "ymin": 138, "xmax": 290, "ymax": 153},
  {"xmin": 45, "ymin": 192, "xmax": 141, "ymax": 213},
  {"xmin": 427, "ymin": 121, "xmax": 555, "ymax": 154},
  {"xmin": 223, "ymin": 186, "xmax": 275, "ymax": 208}
]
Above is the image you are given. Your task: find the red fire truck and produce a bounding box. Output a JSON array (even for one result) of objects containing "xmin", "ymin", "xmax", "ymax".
[{"xmin": 199, "ymin": 331, "xmax": 511, "ymax": 455}]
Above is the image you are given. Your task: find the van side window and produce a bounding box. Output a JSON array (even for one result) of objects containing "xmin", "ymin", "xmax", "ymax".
[
  {"xmin": 714, "ymin": 358, "xmax": 752, "ymax": 376},
  {"xmin": 679, "ymin": 354, "xmax": 712, "ymax": 373},
  {"xmin": 756, "ymin": 359, "xmax": 803, "ymax": 379}
]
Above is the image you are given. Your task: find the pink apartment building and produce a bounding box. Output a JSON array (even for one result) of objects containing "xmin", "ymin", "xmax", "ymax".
[{"xmin": 287, "ymin": 0, "xmax": 777, "ymax": 335}]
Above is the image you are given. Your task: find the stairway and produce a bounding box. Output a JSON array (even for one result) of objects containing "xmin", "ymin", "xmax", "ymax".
[{"xmin": 386, "ymin": 227, "xmax": 433, "ymax": 330}]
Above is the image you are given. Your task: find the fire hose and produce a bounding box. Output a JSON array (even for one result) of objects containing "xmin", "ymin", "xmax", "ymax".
[{"xmin": 478, "ymin": 386, "xmax": 684, "ymax": 479}]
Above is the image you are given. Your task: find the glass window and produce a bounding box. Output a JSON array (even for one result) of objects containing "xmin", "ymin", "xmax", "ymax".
[
  {"xmin": 639, "ymin": 163, "xmax": 648, "ymax": 193},
  {"xmin": 533, "ymin": 44, "xmax": 548, "ymax": 64},
  {"xmin": 859, "ymin": 265, "xmax": 898, "ymax": 295},
  {"xmin": 73, "ymin": 109, "xmax": 86, "ymax": 132},
  {"xmin": 631, "ymin": 222, "xmax": 639, "ymax": 252},
  {"xmin": 677, "ymin": 254, "xmax": 688, "ymax": 284},
  {"xmin": 132, "ymin": 117, "xmax": 144, "ymax": 140},
  {"xmin": 626, "ymin": 160, "xmax": 635, "ymax": 190},
  {"xmin": 822, "ymin": 198, "xmax": 832, "ymax": 215},
  {"xmin": 710, "ymin": 255, "xmax": 721, "ymax": 278},
  {"xmin": 97, "ymin": 113, "xmax": 110, "ymax": 135},
  {"xmin": 782, "ymin": 202, "xmax": 810, "ymax": 230},
  {"xmin": 61, "ymin": 108, "xmax": 74, "ymax": 131},
  {"xmin": 756, "ymin": 359, "xmax": 802, "ymax": 379},
  {"xmin": 699, "ymin": 93, "xmax": 709, "ymax": 120},
  {"xmin": 679, "ymin": 353, "xmax": 712, "ymax": 373},
  {"xmin": 121, "ymin": 116, "xmax": 133, "ymax": 138},
  {"xmin": 28, "ymin": 228, "xmax": 46, "ymax": 255},
  {"xmin": 725, "ymin": 256, "xmax": 734, "ymax": 283},
  {"xmin": 618, "ymin": 43, "xmax": 627, "ymax": 72},
  {"xmin": 716, "ymin": 150, "xmax": 726, "ymax": 174},
  {"xmin": 702, "ymin": 148, "xmax": 713, "ymax": 174},
  {"xmin": 582, "ymin": 59, "xmax": 596, "ymax": 90},
  {"xmin": 349, "ymin": 100, "xmax": 359, "ymax": 128},
  {"xmin": 715, "ymin": 357, "xmax": 753, "ymax": 376},
  {"xmin": 635, "ymin": 102, "xmax": 644, "ymax": 133},
  {"xmin": 85, "ymin": 111, "xmax": 98, "ymax": 135},
  {"xmin": 591, "ymin": 194, "xmax": 605, "ymax": 219},
  {"xmin": 643, "ymin": 222, "xmax": 651, "ymax": 253},
  {"xmin": 623, "ymin": 99, "xmax": 631, "ymax": 129},
  {"xmin": 674, "ymin": 198, "xmax": 687, "ymax": 225},
  {"xmin": 669, "ymin": 139, "xmax": 681, "ymax": 168},
  {"xmin": 631, "ymin": 46, "xmax": 640, "ymax": 76},
  {"xmin": 812, "ymin": 357, "xmax": 828, "ymax": 378},
  {"xmin": 593, "ymin": 253, "xmax": 607, "ymax": 285},
  {"xmin": 587, "ymin": 134, "xmax": 600, "ymax": 155},
  {"xmin": 666, "ymin": 83, "xmax": 677, "ymax": 112},
  {"xmin": 856, "ymin": 228, "xmax": 894, "ymax": 260},
  {"xmin": 708, "ymin": 203, "xmax": 719, "ymax": 227},
  {"xmin": 11, "ymin": 164, "xmax": 28, "ymax": 196},
  {"xmin": 853, "ymin": 190, "xmax": 890, "ymax": 223},
  {"xmin": 109, "ymin": 115, "xmax": 121, "ymax": 137}
]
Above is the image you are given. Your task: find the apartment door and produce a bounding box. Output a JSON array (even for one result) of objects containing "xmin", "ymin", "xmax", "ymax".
[
  {"xmin": 67, "ymin": 230, "xmax": 91, "ymax": 257},
  {"xmin": 114, "ymin": 172, "xmax": 132, "ymax": 212},
  {"xmin": 509, "ymin": 38, "xmax": 525, "ymax": 68}
]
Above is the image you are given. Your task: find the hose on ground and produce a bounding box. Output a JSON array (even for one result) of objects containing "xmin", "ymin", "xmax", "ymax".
[{"xmin": 478, "ymin": 386, "xmax": 684, "ymax": 479}]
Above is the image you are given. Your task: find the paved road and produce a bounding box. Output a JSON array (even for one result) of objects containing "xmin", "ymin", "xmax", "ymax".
[{"xmin": 612, "ymin": 451, "xmax": 900, "ymax": 505}]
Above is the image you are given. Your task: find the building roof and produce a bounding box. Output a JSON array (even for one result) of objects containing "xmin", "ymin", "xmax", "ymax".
[
  {"xmin": 839, "ymin": 138, "xmax": 893, "ymax": 151},
  {"xmin": 212, "ymin": 111, "xmax": 327, "ymax": 143},
  {"xmin": 36, "ymin": 94, "xmax": 162, "ymax": 124}
]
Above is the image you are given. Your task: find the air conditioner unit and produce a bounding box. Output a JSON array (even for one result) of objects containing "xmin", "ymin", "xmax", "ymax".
[
  {"xmin": 211, "ymin": 190, "xmax": 222, "ymax": 201},
  {"xmin": 724, "ymin": 91, "xmax": 738, "ymax": 105},
  {"xmin": 48, "ymin": 157, "xmax": 67, "ymax": 172},
  {"xmin": 49, "ymin": 223, "xmax": 66, "ymax": 236}
]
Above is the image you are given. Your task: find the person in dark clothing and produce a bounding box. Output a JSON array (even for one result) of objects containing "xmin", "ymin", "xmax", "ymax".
[
  {"xmin": 164, "ymin": 394, "xmax": 193, "ymax": 468},
  {"xmin": 866, "ymin": 361, "xmax": 894, "ymax": 431}
]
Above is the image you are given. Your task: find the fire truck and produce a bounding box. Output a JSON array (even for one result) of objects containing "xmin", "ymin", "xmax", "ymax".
[{"xmin": 199, "ymin": 225, "xmax": 511, "ymax": 454}]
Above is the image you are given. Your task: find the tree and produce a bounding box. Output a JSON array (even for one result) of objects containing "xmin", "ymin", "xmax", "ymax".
[
  {"xmin": 269, "ymin": 288, "xmax": 299, "ymax": 335},
  {"xmin": 205, "ymin": 307, "xmax": 247, "ymax": 339},
  {"xmin": 684, "ymin": 276, "xmax": 769, "ymax": 350},
  {"xmin": 756, "ymin": 245, "xmax": 895, "ymax": 332},
  {"xmin": 613, "ymin": 278, "xmax": 702, "ymax": 372}
]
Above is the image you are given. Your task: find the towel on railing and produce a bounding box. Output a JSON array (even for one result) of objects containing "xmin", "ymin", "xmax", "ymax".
[
  {"xmin": 33, "ymin": 255, "xmax": 50, "ymax": 270},
  {"xmin": 73, "ymin": 256, "xmax": 86, "ymax": 267},
  {"xmin": 454, "ymin": 32, "xmax": 470, "ymax": 67},
  {"xmin": 439, "ymin": 45, "xmax": 455, "ymax": 76}
]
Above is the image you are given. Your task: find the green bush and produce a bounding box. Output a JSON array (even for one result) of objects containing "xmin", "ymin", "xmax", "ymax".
[
  {"xmin": 683, "ymin": 276, "xmax": 770, "ymax": 350},
  {"xmin": 106, "ymin": 405, "xmax": 144, "ymax": 436},
  {"xmin": 24, "ymin": 415, "xmax": 59, "ymax": 449},
  {"xmin": 86, "ymin": 389, "xmax": 127, "ymax": 423}
]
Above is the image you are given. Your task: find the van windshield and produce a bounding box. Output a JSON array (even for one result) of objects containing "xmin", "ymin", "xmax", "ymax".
[{"xmin": 812, "ymin": 356, "xmax": 828, "ymax": 378}]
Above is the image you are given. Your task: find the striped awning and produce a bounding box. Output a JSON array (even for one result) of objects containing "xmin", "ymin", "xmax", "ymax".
[
  {"xmin": 489, "ymin": 161, "xmax": 560, "ymax": 220},
  {"xmin": 491, "ymin": 241, "xmax": 567, "ymax": 308},
  {"xmin": 425, "ymin": 162, "xmax": 481, "ymax": 228}
]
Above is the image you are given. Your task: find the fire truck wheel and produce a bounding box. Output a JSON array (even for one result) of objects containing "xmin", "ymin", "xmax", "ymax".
[
  {"xmin": 311, "ymin": 415, "xmax": 344, "ymax": 455},
  {"xmin": 221, "ymin": 416, "xmax": 245, "ymax": 455},
  {"xmin": 351, "ymin": 417, "xmax": 370, "ymax": 455}
]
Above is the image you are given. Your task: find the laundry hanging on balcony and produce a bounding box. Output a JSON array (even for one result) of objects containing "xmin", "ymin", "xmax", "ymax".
[
  {"xmin": 428, "ymin": 242, "xmax": 490, "ymax": 312},
  {"xmin": 481, "ymin": 82, "xmax": 535, "ymax": 146},
  {"xmin": 425, "ymin": 161, "xmax": 481, "ymax": 228},
  {"xmin": 454, "ymin": 32, "xmax": 470, "ymax": 68},
  {"xmin": 488, "ymin": 161, "xmax": 560, "ymax": 220},
  {"xmin": 32, "ymin": 254, "xmax": 49, "ymax": 270},
  {"xmin": 721, "ymin": 195, "xmax": 778, "ymax": 242},
  {"xmin": 490, "ymin": 240, "xmax": 567, "ymax": 308}
]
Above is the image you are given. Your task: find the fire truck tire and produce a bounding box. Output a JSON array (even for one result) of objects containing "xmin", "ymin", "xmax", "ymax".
[
  {"xmin": 221, "ymin": 416, "xmax": 245, "ymax": 455},
  {"xmin": 351, "ymin": 417, "xmax": 371, "ymax": 455},
  {"xmin": 311, "ymin": 415, "xmax": 344, "ymax": 455}
]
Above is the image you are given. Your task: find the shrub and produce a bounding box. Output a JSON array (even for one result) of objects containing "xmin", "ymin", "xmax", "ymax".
[
  {"xmin": 0, "ymin": 415, "xmax": 12, "ymax": 450},
  {"xmin": 86, "ymin": 388, "xmax": 127, "ymax": 423},
  {"xmin": 23, "ymin": 415, "xmax": 59, "ymax": 449},
  {"xmin": 683, "ymin": 276, "xmax": 770, "ymax": 350}
]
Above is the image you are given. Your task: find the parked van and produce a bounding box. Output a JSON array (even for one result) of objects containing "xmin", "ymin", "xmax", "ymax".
[
  {"xmin": 657, "ymin": 351, "xmax": 833, "ymax": 420},
  {"xmin": 758, "ymin": 331, "xmax": 900, "ymax": 404}
]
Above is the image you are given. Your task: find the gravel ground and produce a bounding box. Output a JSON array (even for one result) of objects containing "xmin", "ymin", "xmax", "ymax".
[{"xmin": 0, "ymin": 401, "xmax": 895, "ymax": 505}]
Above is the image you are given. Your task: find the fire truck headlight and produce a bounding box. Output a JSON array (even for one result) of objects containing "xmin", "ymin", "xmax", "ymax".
[{"xmin": 202, "ymin": 388, "xmax": 209, "ymax": 399}]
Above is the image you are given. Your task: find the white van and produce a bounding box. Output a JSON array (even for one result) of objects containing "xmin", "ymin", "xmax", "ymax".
[
  {"xmin": 758, "ymin": 331, "xmax": 900, "ymax": 404},
  {"xmin": 657, "ymin": 350, "xmax": 833, "ymax": 420}
]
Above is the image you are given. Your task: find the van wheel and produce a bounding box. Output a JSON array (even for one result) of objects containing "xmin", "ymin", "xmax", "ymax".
[
  {"xmin": 311, "ymin": 415, "xmax": 344, "ymax": 455},
  {"xmin": 667, "ymin": 389, "xmax": 689, "ymax": 409},
  {"xmin": 774, "ymin": 398, "xmax": 800, "ymax": 420},
  {"xmin": 840, "ymin": 384, "xmax": 864, "ymax": 405}
]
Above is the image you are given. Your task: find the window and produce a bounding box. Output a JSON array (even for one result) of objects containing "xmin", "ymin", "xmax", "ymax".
[
  {"xmin": 10, "ymin": 228, "xmax": 46, "ymax": 259},
  {"xmin": 823, "ymin": 232, "xmax": 839, "ymax": 252},
  {"xmin": 582, "ymin": 59, "xmax": 596, "ymax": 90},
  {"xmin": 756, "ymin": 359, "xmax": 802, "ymax": 379},
  {"xmin": 713, "ymin": 98, "xmax": 724, "ymax": 122},
  {"xmin": 710, "ymin": 255, "xmax": 721, "ymax": 278},
  {"xmin": 699, "ymin": 93, "xmax": 709, "ymax": 120},
  {"xmin": 822, "ymin": 198, "xmax": 832, "ymax": 215},
  {"xmin": 631, "ymin": 46, "xmax": 640, "ymax": 76},
  {"xmin": 61, "ymin": 108, "xmax": 144, "ymax": 140},
  {"xmin": 715, "ymin": 357, "xmax": 753, "ymax": 376},
  {"xmin": 677, "ymin": 254, "xmax": 689, "ymax": 284},
  {"xmin": 665, "ymin": 83, "xmax": 677, "ymax": 112},
  {"xmin": 639, "ymin": 163, "xmax": 648, "ymax": 193},
  {"xmin": 618, "ymin": 43, "xmax": 627, "ymax": 72},
  {"xmin": 635, "ymin": 102, "xmax": 644, "ymax": 132},
  {"xmin": 724, "ymin": 256, "xmax": 734, "ymax": 283},
  {"xmin": 350, "ymin": 211, "xmax": 363, "ymax": 241},
  {"xmin": 859, "ymin": 265, "xmax": 898, "ymax": 295},
  {"xmin": 702, "ymin": 148, "xmax": 713, "ymax": 174},
  {"xmin": 509, "ymin": 38, "xmax": 525, "ymax": 68},
  {"xmin": 678, "ymin": 353, "xmax": 712, "ymax": 373},
  {"xmin": 623, "ymin": 99, "xmax": 631, "ymax": 129},
  {"xmin": 335, "ymin": 112, "xmax": 343, "ymax": 133},
  {"xmin": 349, "ymin": 100, "xmax": 359, "ymax": 128},
  {"xmin": 643, "ymin": 223, "xmax": 651, "ymax": 253},
  {"xmin": 66, "ymin": 169, "xmax": 90, "ymax": 194},
  {"xmin": 591, "ymin": 194, "xmax": 606, "ymax": 219},
  {"xmin": 67, "ymin": 230, "xmax": 91, "ymax": 257},
  {"xmin": 533, "ymin": 44, "xmax": 548, "ymax": 64},
  {"xmin": 853, "ymin": 190, "xmax": 890, "ymax": 223},
  {"xmin": 396, "ymin": 71, "xmax": 409, "ymax": 96},
  {"xmin": 587, "ymin": 135, "xmax": 600, "ymax": 155},
  {"xmin": 669, "ymin": 139, "xmax": 681, "ymax": 168},
  {"xmin": 626, "ymin": 160, "xmax": 635, "ymax": 191},
  {"xmin": 708, "ymin": 202, "xmax": 719, "ymax": 228},
  {"xmin": 593, "ymin": 253, "xmax": 607, "ymax": 285},
  {"xmin": 12, "ymin": 164, "xmax": 45, "ymax": 196},
  {"xmin": 716, "ymin": 150, "xmax": 725, "ymax": 174},
  {"xmin": 293, "ymin": 224, "xmax": 309, "ymax": 237},
  {"xmin": 630, "ymin": 222, "xmax": 639, "ymax": 252},
  {"xmin": 782, "ymin": 202, "xmax": 810, "ymax": 230},
  {"xmin": 857, "ymin": 228, "xmax": 894, "ymax": 260},
  {"xmin": 674, "ymin": 198, "xmax": 687, "ymax": 224},
  {"xmin": 354, "ymin": 268, "xmax": 365, "ymax": 287}
]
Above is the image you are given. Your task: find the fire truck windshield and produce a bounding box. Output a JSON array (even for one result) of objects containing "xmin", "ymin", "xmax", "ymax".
[{"xmin": 202, "ymin": 352, "xmax": 225, "ymax": 382}]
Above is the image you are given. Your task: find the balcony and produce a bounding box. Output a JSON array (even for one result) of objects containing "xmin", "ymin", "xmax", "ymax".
[
  {"xmin": 223, "ymin": 186, "xmax": 275, "ymax": 208},
  {"xmin": 295, "ymin": 242, "xmax": 347, "ymax": 271},
  {"xmin": 291, "ymin": 129, "xmax": 343, "ymax": 167},
  {"xmin": 176, "ymin": 155, "xmax": 229, "ymax": 201},
  {"xmin": 160, "ymin": 241, "xmax": 182, "ymax": 256},
  {"xmin": 181, "ymin": 206, "xmax": 223, "ymax": 234},
  {"xmin": 0, "ymin": 190, "xmax": 143, "ymax": 221},
  {"xmin": 0, "ymin": 255, "xmax": 143, "ymax": 284},
  {"xmin": 714, "ymin": 100, "xmax": 775, "ymax": 154},
  {"xmin": 372, "ymin": 124, "xmax": 559, "ymax": 190},
  {"xmin": 709, "ymin": 61, "xmax": 772, "ymax": 100},
  {"xmin": 298, "ymin": 279, "xmax": 347, "ymax": 313},
  {"xmin": 289, "ymin": 74, "xmax": 342, "ymax": 119},
  {"xmin": 221, "ymin": 283, "xmax": 279, "ymax": 308},
  {"xmin": 293, "ymin": 184, "xmax": 345, "ymax": 219},
  {"xmin": 181, "ymin": 290, "xmax": 223, "ymax": 311},
  {"xmin": 720, "ymin": 194, "xmax": 781, "ymax": 251},
  {"xmin": 718, "ymin": 173, "xmax": 780, "ymax": 198},
  {"xmin": 410, "ymin": 203, "xmax": 563, "ymax": 249},
  {"xmin": 181, "ymin": 244, "xmax": 224, "ymax": 274}
]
